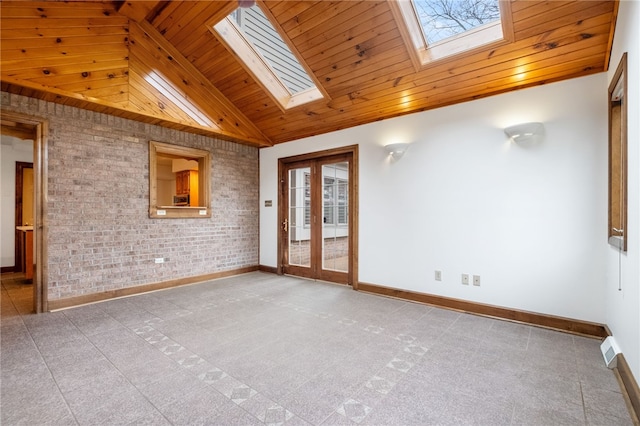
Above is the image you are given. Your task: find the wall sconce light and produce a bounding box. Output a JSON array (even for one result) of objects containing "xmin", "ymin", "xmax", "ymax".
[
  {"xmin": 504, "ymin": 122, "xmax": 544, "ymax": 143},
  {"xmin": 384, "ymin": 143, "xmax": 410, "ymax": 160}
]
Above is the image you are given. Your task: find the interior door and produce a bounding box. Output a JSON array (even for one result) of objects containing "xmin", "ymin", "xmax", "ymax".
[{"xmin": 280, "ymin": 152, "xmax": 354, "ymax": 285}]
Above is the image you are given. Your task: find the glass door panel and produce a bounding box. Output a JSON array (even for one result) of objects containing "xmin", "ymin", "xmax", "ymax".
[
  {"xmin": 288, "ymin": 167, "xmax": 311, "ymax": 268},
  {"xmin": 322, "ymin": 162, "xmax": 349, "ymax": 273}
]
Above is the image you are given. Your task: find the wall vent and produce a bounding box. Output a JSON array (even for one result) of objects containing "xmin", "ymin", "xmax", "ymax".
[{"xmin": 600, "ymin": 336, "xmax": 621, "ymax": 369}]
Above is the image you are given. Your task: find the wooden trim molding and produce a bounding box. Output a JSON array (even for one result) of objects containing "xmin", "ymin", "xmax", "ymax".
[
  {"xmin": 1, "ymin": 266, "xmax": 16, "ymax": 273},
  {"xmin": 616, "ymin": 353, "xmax": 640, "ymax": 424},
  {"xmin": 47, "ymin": 266, "xmax": 259, "ymax": 311},
  {"xmin": 357, "ymin": 282, "xmax": 609, "ymax": 338},
  {"xmin": 258, "ymin": 265, "xmax": 278, "ymax": 274}
]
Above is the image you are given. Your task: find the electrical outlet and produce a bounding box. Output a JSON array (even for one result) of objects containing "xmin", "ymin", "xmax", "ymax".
[
  {"xmin": 473, "ymin": 275, "xmax": 481, "ymax": 286},
  {"xmin": 462, "ymin": 274, "xmax": 469, "ymax": 285},
  {"xmin": 435, "ymin": 270, "xmax": 442, "ymax": 281}
]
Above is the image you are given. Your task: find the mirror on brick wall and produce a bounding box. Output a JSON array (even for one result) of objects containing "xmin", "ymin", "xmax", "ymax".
[{"xmin": 149, "ymin": 141, "xmax": 211, "ymax": 219}]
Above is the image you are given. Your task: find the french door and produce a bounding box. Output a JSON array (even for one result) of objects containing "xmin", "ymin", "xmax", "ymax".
[{"xmin": 278, "ymin": 147, "xmax": 357, "ymax": 286}]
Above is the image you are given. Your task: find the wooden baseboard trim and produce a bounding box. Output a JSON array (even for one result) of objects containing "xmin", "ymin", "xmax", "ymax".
[
  {"xmin": 258, "ymin": 265, "xmax": 278, "ymax": 274},
  {"xmin": 47, "ymin": 266, "xmax": 259, "ymax": 311},
  {"xmin": 1, "ymin": 266, "xmax": 16, "ymax": 273},
  {"xmin": 357, "ymin": 282, "xmax": 609, "ymax": 338},
  {"xmin": 616, "ymin": 353, "xmax": 640, "ymax": 424}
]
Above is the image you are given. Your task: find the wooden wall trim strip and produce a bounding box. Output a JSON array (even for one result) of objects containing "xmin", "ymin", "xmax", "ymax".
[
  {"xmin": 616, "ymin": 353, "xmax": 640, "ymax": 424},
  {"xmin": 357, "ymin": 281, "xmax": 609, "ymax": 338},
  {"xmin": 258, "ymin": 265, "xmax": 278, "ymax": 274},
  {"xmin": 47, "ymin": 266, "xmax": 259, "ymax": 311}
]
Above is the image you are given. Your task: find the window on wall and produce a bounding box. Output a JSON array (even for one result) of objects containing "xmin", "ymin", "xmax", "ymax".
[
  {"xmin": 149, "ymin": 141, "xmax": 211, "ymax": 219},
  {"xmin": 608, "ymin": 53, "xmax": 628, "ymax": 251}
]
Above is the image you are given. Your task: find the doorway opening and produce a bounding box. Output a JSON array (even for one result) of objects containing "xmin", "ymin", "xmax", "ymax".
[
  {"xmin": 278, "ymin": 145, "xmax": 358, "ymax": 287},
  {"xmin": 1, "ymin": 111, "xmax": 48, "ymax": 313}
]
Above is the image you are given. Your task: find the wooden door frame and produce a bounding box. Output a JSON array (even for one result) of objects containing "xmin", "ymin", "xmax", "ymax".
[
  {"xmin": 14, "ymin": 161, "xmax": 33, "ymax": 273},
  {"xmin": 1, "ymin": 110, "xmax": 49, "ymax": 313},
  {"xmin": 277, "ymin": 145, "xmax": 359, "ymax": 288}
]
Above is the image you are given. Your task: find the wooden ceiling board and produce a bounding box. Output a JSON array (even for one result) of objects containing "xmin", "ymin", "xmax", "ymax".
[
  {"xmin": 301, "ymin": 11, "xmax": 400, "ymax": 69},
  {"xmin": 513, "ymin": 1, "xmax": 615, "ymax": 39},
  {"xmin": 0, "ymin": 0, "xmax": 619, "ymax": 146},
  {"xmin": 268, "ymin": 0, "xmax": 321, "ymax": 24},
  {"xmin": 117, "ymin": 1, "xmax": 159, "ymax": 22}
]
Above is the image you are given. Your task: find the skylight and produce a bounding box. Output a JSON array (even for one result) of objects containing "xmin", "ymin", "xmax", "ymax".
[
  {"xmin": 412, "ymin": 0, "xmax": 501, "ymax": 45},
  {"xmin": 391, "ymin": 0, "xmax": 510, "ymax": 66},
  {"xmin": 212, "ymin": 4, "xmax": 324, "ymax": 110}
]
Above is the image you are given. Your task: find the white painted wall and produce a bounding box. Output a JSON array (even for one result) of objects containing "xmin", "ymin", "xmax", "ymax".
[
  {"xmin": 605, "ymin": 0, "xmax": 640, "ymax": 387},
  {"xmin": 261, "ymin": 73, "xmax": 608, "ymax": 324},
  {"xmin": 0, "ymin": 136, "xmax": 34, "ymax": 267}
]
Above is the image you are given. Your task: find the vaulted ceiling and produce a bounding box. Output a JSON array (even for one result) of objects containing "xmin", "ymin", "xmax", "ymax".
[{"xmin": 0, "ymin": 1, "xmax": 618, "ymax": 147}]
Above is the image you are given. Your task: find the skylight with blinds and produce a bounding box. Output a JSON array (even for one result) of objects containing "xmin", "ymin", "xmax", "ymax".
[{"xmin": 212, "ymin": 4, "xmax": 324, "ymax": 110}]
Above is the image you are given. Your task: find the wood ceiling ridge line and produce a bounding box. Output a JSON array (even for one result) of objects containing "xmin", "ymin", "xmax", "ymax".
[{"xmin": 130, "ymin": 19, "xmax": 272, "ymax": 146}]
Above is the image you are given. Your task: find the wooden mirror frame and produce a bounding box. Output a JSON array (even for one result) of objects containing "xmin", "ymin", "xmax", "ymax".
[
  {"xmin": 149, "ymin": 141, "xmax": 211, "ymax": 219},
  {"xmin": 608, "ymin": 53, "xmax": 627, "ymax": 251}
]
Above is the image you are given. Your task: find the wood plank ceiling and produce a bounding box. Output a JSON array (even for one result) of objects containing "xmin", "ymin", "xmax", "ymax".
[{"xmin": 0, "ymin": 0, "xmax": 618, "ymax": 147}]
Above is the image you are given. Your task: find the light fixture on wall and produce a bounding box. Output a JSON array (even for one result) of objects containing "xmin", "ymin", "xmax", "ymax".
[
  {"xmin": 384, "ymin": 143, "xmax": 410, "ymax": 160},
  {"xmin": 504, "ymin": 122, "xmax": 544, "ymax": 143}
]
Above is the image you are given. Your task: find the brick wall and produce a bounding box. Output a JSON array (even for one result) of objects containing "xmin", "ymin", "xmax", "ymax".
[{"xmin": 1, "ymin": 92, "xmax": 259, "ymax": 300}]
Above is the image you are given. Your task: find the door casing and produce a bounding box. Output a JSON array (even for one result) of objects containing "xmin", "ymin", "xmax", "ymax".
[
  {"xmin": 277, "ymin": 145, "xmax": 358, "ymax": 288},
  {"xmin": 2, "ymin": 110, "xmax": 49, "ymax": 313}
]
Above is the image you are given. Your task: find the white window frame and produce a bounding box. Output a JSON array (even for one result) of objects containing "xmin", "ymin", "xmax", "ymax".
[{"xmin": 390, "ymin": 0, "xmax": 513, "ymax": 69}]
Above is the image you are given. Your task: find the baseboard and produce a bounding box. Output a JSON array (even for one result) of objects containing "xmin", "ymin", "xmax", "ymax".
[
  {"xmin": 1, "ymin": 266, "xmax": 16, "ymax": 273},
  {"xmin": 258, "ymin": 264, "xmax": 278, "ymax": 274},
  {"xmin": 47, "ymin": 266, "xmax": 259, "ymax": 311},
  {"xmin": 616, "ymin": 353, "xmax": 640, "ymax": 424},
  {"xmin": 357, "ymin": 282, "xmax": 609, "ymax": 338}
]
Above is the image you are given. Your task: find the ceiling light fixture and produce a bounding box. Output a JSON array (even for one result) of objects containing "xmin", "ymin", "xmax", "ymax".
[
  {"xmin": 384, "ymin": 143, "xmax": 410, "ymax": 160},
  {"xmin": 504, "ymin": 122, "xmax": 544, "ymax": 143},
  {"xmin": 238, "ymin": 0, "xmax": 256, "ymax": 8}
]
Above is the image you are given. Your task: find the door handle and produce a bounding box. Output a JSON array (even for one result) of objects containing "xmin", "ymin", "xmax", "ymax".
[
  {"xmin": 283, "ymin": 218, "xmax": 288, "ymax": 233},
  {"xmin": 613, "ymin": 227, "xmax": 624, "ymax": 235}
]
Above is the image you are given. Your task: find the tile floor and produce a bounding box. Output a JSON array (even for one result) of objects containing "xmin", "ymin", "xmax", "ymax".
[{"xmin": 1, "ymin": 271, "xmax": 635, "ymax": 425}]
